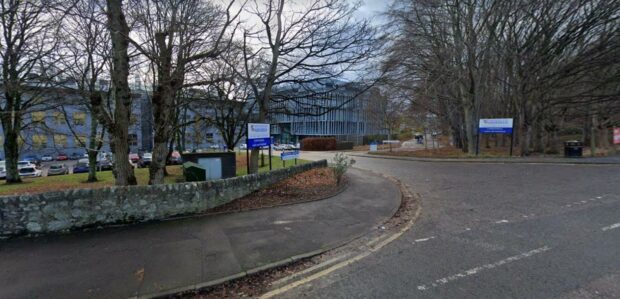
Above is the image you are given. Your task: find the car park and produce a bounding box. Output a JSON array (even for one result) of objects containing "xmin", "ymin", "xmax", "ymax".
[
  {"xmin": 167, "ymin": 151, "xmax": 182, "ymax": 165},
  {"xmin": 19, "ymin": 166, "xmax": 42, "ymax": 177},
  {"xmin": 41, "ymin": 155, "xmax": 53, "ymax": 162},
  {"xmin": 70, "ymin": 153, "xmax": 83, "ymax": 160},
  {"xmin": 56, "ymin": 153, "xmax": 69, "ymax": 161},
  {"xmin": 47, "ymin": 164, "xmax": 68, "ymax": 176}
]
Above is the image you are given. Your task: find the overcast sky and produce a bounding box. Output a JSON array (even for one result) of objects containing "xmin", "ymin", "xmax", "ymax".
[{"xmin": 356, "ymin": 0, "xmax": 389, "ymax": 24}]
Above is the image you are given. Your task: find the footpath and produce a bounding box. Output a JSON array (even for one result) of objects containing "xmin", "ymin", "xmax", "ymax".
[
  {"xmin": 0, "ymin": 168, "xmax": 401, "ymax": 299},
  {"xmin": 353, "ymin": 152, "xmax": 620, "ymax": 165}
]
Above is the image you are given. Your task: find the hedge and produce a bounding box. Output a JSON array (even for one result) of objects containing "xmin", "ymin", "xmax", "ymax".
[{"xmin": 301, "ymin": 137, "xmax": 337, "ymax": 151}]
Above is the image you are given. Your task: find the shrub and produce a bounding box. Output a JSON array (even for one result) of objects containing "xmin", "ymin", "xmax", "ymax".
[
  {"xmin": 330, "ymin": 152, "xmax": 355, "ymax": 184},
  {"xmin": 336, "ymin": 141, "xmax": 354, "ymax": 150},
  {"xmin": 301, "ymin": 137, "xmax": 337, "ymax": 151}
]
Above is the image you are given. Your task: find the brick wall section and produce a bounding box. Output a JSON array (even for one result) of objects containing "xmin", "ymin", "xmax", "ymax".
[{"xmin": 0, "ymin": 160, "xmax": 327, "ymax": 238}]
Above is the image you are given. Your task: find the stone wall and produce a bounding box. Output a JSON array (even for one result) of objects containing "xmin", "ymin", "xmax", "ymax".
[{"xmin": 0, "ymin": 160, "xmax": 327, "ymax": 238}]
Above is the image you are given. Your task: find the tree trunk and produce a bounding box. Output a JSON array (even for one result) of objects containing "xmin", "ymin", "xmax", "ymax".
[
  {"xmin": 590, "ymin": 113, "xmax": 597, "ymax": 157},
  {"xmin": 149, "ymin": 138, "xmax": 167, "ymax": 184},
  {"xmin": 106, "ymin": 0, "xmax": 136, "ymax": 186},
  {"xmin": 3, "ymin": 127, "xmax": 21, "ymax": 184},
  {"xmin": 87, "ymin": 116, "xmax": 99, "ymax": 182}
]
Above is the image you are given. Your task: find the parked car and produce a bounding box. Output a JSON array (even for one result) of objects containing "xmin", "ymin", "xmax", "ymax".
[
  {"xmin": 139, "ymin": 152, "xmax": 152, "ymax": 168},
  {"xmin": 96, "ymin": 159, "xmax": 113, "ymax": 171},
  {"xmin": 41, "ymin": 154, "xmax": 53, "ymax": 162},
  {"xmin": 47, "ymin": 164, "xmax": 68, "ymax": 176},
  {"xmin": 19, "ymin": 166, "xmax": 42, "ymax": 177},
  {"xmin": 17, "ymin": 161, "xmax": 36, "ymax": 169},
  {"xmin": 23, "ymin": 155, "xmax": 41, "ymax": 165},
  {"xmin": 167, "ymin": 151, "xmax": 182, "ymax": 165},
  {"xmin": 70, "ymin": 153, "xmax": 83, "ymax": 160},
  {"xmin": 72, "ymin": 162, "xmax": 89, "ymax": 173},
  {"xmin": 129, "ymin": 153, "xmax": 140, "ymax": 164},
  {"xmin": 239, "ymin": 144, "xmax": 247, "ymax": 150},
  {"xmin": 56, "ymin": 153, "xmax": 69, "ymax": 161},
  {"xmin": 0, "ymin": 161, "xmax": 5, "ymax": 179}
]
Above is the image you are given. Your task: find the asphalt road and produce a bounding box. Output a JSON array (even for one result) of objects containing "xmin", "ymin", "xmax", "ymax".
[{"xmin": 286, "ymin": 152, "xmax": 620, "ymax": 298}]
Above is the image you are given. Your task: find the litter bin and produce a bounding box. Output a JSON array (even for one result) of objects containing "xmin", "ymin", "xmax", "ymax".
[{"xmin": 564, "ymin": 140, "xmax": 583, "ymax": 158}]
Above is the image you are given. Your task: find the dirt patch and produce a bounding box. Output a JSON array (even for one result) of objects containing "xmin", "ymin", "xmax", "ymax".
[{"xmin": 206, "ymin": 167, "xmax": 343, "ymax": 214}]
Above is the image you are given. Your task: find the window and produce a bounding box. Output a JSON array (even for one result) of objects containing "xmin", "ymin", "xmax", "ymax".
[
  {"xmin": 32, "ymin": 135, "xmax": 47, "ymax": 149},
  {"xmin": 53, "ymin": 134, "xmax": 68, "ymax": 147},
  {"xmin": 73, "ymin": 112, "xmax": 86, "ymax": 126},
  {"xmin": 205, "ymin": 132, "xmax": 214, "ymax": 142},
  {"xmin": 130, "ymin": 114, "xmax": 138, "ymax": 126},
  {"xmin": 53, "ymin": 112, "xmax": 65, "ymax": 125},
  {"xmin": 128, "ymin": 134, "xmax": 138, "ymax": 146},
  {"xmin": 32, "ymin": 112, "xmax": 46, "ymax": 123},
  {"xmin": 76, "ymin": 135, "xmax": 88, "ymax": 147}
]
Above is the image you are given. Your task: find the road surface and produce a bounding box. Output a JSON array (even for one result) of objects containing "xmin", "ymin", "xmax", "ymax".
[{"xmin": 284, "ymin": 152, "xmax": 620, "ymax": 298}]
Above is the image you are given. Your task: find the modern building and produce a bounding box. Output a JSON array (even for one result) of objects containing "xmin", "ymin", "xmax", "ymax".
[{"xmin": 269, "ymin": 81, "xmax": 386, "ymax": 145}]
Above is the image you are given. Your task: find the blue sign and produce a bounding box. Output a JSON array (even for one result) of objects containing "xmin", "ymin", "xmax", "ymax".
[
  {"xmin": 479, "ymin": 127, "xmax": 513, "ymax": 134},
  {"xmin": 479, "ymin": 118, "xmax": 513, "ymax": 135},
  {"xmin": 248, "ymin": 137, "xmax": 271, "ymax": 148},
  {"xmin": 281, "ymin": 150, "xmax": 300, "ymax": 161}
]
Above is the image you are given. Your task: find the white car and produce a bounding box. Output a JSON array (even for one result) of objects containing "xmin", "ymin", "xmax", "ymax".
[
  {"xmin": 17, "ymin": 161, "xmax": 36, "ymax": 169},
  {"xmin": 41, "ymin": 155, "xmax": 53, "ymax": 162},
  {"xmin": 0, "ymin": 161, "xmax": 5, "ymax": 179},
  {"xmin": 19, "ymin": 166, "xmax": 42, "ymax": 177}
]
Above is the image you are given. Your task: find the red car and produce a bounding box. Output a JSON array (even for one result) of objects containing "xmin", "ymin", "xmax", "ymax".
[
  {"xmin": 129, "ymin": 153, "xmax": 140, "ymax": 163},
  {"xmin": 56, "ymin": 153, "xmax": 69, "ymax": 161}
]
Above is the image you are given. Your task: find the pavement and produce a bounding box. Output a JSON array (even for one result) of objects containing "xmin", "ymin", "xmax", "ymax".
[
  {"xmin": 0, "ymin": 168, "xmax": 401, "ymax": 299},
  {"xmin": 278, "ymin": 151, "xmax": 620, "ymax": 298},
  {"xmin": 353, "ymin": 151, "xmax": 620, "ymax": 165}
]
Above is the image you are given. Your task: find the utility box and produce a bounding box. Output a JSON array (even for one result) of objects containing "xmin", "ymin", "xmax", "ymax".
[
  {"xmin": 181, "ymin": 152, "xmax": 236, "ymax": 181},
  {"xmin": 564, "ymin": 140, "xmax": 583, "ymax": 158},
  {"xmin": 183, "ymin": 162, "xmax": 206, "ymax": 182}
]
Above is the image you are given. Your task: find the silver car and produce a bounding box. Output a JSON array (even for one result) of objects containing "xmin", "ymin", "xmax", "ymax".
[{"xmin": 47, "ymin": 164, "xmax": 68, "ymax": 176}]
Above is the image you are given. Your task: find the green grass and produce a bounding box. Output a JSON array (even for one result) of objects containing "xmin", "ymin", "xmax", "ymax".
[
  {"xmin": 0, "ymin": 155, "xmax": 310, "ymax": 196},
  {"xmin": 235, "ymin": 155, "xmax": 310, "ymax": 176}
]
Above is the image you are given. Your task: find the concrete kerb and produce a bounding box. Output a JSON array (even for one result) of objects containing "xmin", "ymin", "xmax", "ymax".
[
  {"xmin": 143, "ymin": 169, "xmax": 418, "ymax": 299},
  {"xmin": 355, "ymin": 153, "xmax": 620, "ymax": 165}
]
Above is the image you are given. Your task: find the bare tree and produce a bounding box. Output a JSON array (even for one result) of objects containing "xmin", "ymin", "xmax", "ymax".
[
  {"xmin": 239, "ymin": 0, "xmax": 380, "ymax": 173},
  {"xmin": 59, "ymin": 0, "xmax": 111, "ymax": 182},
  {"xmin": 126, "ymin": 0, "xmax": 240, "ymax": 184},
  {"xmin": 0, "ymin": 0, "xmax": 67, "ymax": 183},
  {"xmin": 92, "ymin": 0, "xmax": 137, "ymax": 185}
]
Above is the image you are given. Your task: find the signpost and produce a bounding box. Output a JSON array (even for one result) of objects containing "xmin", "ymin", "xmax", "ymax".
[
  {"xmin": 614, "ymin": 128, "xmax": 620, "ymax": 145},
  {"xmin": 477, "ymin": 118, "xmax": 515, "ymax": 156},
  {"xmin": 246, "ymin": 123, "xmax": 272, "ymax": 174},
  {"xmin": 280, "ymin": 150, "xmax": 299, "ymax": 167}
]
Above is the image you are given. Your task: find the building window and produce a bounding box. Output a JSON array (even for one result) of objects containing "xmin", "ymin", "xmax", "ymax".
[
  {"xmin": 130, "ymin": 114, "xmax": 138, "ymax": 126},
  {"xmin": 53, "ymin": 134, "xmax": 68, "ymax": 147},
  {"xmin": 73, "ymin": 112, "xmax": 86, "ymax": 126},
  {"xmin": 53, "ymin": 112, "xmax": 65, "ymax": 125},
  {"xmin": 32, "ymin": 111, "xmax": 46, "ymax": 123},
  {"xmin": 76, "ymin": 135, "xmax": 88, "ymax": 147},
  {"xmin": 128, "ymin": 134, "xmax": 138, "ymax": 146},
  {"xmin": 32, "ymin": 135, "xmax": 47, "ymax": 149},
  {"xmin": 205, "ymin": 132, "xmax": 214, "ymax": 142}
]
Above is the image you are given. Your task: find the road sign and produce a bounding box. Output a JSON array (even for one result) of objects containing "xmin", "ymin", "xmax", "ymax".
[
  {"xmin": 614, "ymin": 128, "xmax": 620, "ymax": 145},
  {"xmin": 281, "ymin": 150, "xmax": 299, "ymax": 161},
  {"xmin": 479, "ymin": 118, "xmax": 514, "ymax": 134},
  {"xmin": 247, "ymin": 123, "xmax": 271, "ymax": 148}
]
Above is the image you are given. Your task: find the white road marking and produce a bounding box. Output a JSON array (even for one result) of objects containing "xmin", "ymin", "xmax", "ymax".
[
  {"xmin": 273, "ymin": 220, "xmax": 294, "ymax": 225},
  {"xmin": 596, "ymin": 196, "xmax": 603, "ymax": 199},
  {"xmin": 601, "ymin": 223, "xmax": 620, "ymax": 232},
  {"xmin": 495, "ymin": 220, "xmax": 509, "ymax": 224},
  {"xmin": 416, "ymin": 246, "xmax": 552, "ymax": 291},
  {"xmin": 413, "ymin": 236, "xmax": 435, "ymax": 243}
]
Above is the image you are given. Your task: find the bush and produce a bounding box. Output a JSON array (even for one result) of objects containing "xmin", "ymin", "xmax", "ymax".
[
  {"xmin": 330, "ymin": 152, "xmax": 355, "ymax": 184},
  {"xmin": 363, "ymin": 135, "xmax": 387, "ymax": 145},
  {"xmin": 336, "ymin": 141, "xmax": 354, "ymax": 150},
  {"xmin": 301, "ymin": 137, "xmax": 337, "ymax": 151}
]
